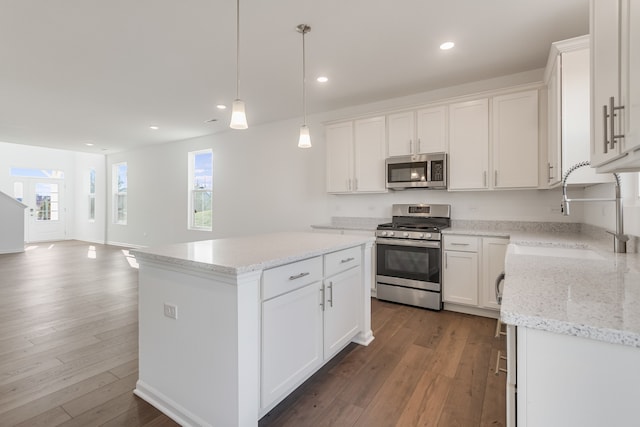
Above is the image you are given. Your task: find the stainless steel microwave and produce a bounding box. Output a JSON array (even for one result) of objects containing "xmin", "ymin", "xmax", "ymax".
[{"xmin": 385, "ymin": 153, "xmax": 447, "ymax": 190}]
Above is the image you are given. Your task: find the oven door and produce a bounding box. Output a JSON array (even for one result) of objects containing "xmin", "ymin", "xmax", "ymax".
[{"xmin": 375, "ymin": 238, "xmax": 441, "ymax": 292}]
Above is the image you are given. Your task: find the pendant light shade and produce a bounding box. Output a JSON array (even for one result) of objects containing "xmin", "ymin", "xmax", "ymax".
[
  {"xmin": 297, "ymin": 24, "xmax": 311, "ymax": 148},
  {"xmin": 230, "ymin": 0, "xmax": 248, "ymax": 130},
  {"xmin": 230, "ymin": 99, "xmax": 248, "ymax": 129},
  {"xmin": 298, "ymin": 124, "xmax": 311, "ymax": 148}
]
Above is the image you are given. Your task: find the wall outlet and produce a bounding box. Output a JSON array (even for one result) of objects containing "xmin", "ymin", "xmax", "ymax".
[{"xmin": 164, "ymin": 303, "xmax": 178, "ymax": 319}]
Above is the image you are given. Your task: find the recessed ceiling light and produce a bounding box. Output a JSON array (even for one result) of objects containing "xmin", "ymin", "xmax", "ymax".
[
  {"xmin": 440, "ymin": 41, "xmax": 455, "ymax": 50},
  {"xmin": 149, "ymin": 126, "xmax": 159, "ymax": 130},
  {"xmin": 316, "ymin": 76, "xmax": 328, "ymax": 83},
  {"xmin": 216, "ymin": 104, "xmax": 227, "ymax": 110},
  {"xmin": 85, "ymin": 142, "xmax": 94, "ymax": 146}
]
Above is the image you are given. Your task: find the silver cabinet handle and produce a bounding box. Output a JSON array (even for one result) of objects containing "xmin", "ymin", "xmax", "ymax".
[
  {"xmin": 340, "ymin": 257, "xmax": 355, "ymax": 264},
  {"xmin": 483, "ymin": 171, "xmax": 487, "ymax": 187},
  {"xmin": 417, "ymin": 138, "xmax": 421, "ymax": 153},
  {"xmin": 444, "ymin": 252, "xmax": 448, "ymax": 269},
  {"xmin": 320, "ymin": 284, "xmax": 325, "ymax": 311},
  {"xmin": 495, "ymin": 272, "xmax": 505, "ymax": 304},
  {"xmin": 450, "ymin": 242, "xmax": 469, "ymax": 246},
  {"xmin": 494, "ymin": 170, "xmax": 498, "ymax": 187},
  {"xmin": 328, "ymin": 281, "xmax": 333, "ymax": 307},
  {"xmin": 609, "ymin": 96, "xmax": 625, "ymax": 151},
  {"xmin": 289, "ymin": 272, "xmax": 310, "ymax": 281},
  {"xmin": 548, "ymin": 163, "xmax": 553, "ymax": 181},
  {"xmin": 495, "ymin": 350, "xmax": 507, "ymax": 375},
  {"xmin": 603, "ymin": 103, "xmax": 609, "ymax": 154},
  {"xmin": 409, "ymin": 139, "xmax": 413, "ymax": 154}
]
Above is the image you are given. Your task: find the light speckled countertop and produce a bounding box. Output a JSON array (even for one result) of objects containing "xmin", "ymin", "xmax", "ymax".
[
  {"xmin": 132, "ymin": 232, "xmax": 374, "ymax": 275},
  {"xmin": 447, "ymin": 226, "xmax": 640, "ymax": 348}
]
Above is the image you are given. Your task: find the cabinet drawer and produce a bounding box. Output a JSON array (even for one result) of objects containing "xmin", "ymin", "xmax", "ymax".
[
  {"xmin": 262, "ymin": 257, "xmax": 322, "ymax": 300},
  {"xmin": 444, "ymin": 235, "xmax": 479, "ymax": 252},
  {"xmin": 324, "ymin": 246, "xmax": 361, "ymax": 277}
]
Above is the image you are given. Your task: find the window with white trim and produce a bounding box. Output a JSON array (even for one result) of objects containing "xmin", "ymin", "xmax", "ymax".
[
  {"xmin": 188, "ymin": 150, "xmax": 213, "ymax": 231},
  {"xmin": 88, "ymin": 169, "xmax": 96, "ymax": 221},
  {"xmin": 112, "ymin": 162, "xmax": 127, "ymax": 225}
]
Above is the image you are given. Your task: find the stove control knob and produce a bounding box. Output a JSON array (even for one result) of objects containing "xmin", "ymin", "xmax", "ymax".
[
  {"xmin": 388, "ymin": 231, "xmax": 395, "ymax": 237},
  {"xmin": 381, "ymin": 231, "xmax": 387, "ymax": 237},
  {"xmin": 425, "ymin": 233, "xmax": 432, "ymax": 239},
  {"xmin": 418, "ymin": 233, "xmax": 425, "ymax": 238},
  {"xmin": 403, "ymin": 232, "xmax": 410, "ymax": 237}
]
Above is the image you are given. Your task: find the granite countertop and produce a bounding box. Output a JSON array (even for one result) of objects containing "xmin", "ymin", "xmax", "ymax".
[
  {"xmin": 132, "ymin": 231, "xmax": 374, "ymax": 275},
  {"xmin": 499, "ymin": 233, "xmax": 640, "ymax": 348},
  {"xmin": 310, "ymin": 216, "xmax": 389, "ymax": 232}
]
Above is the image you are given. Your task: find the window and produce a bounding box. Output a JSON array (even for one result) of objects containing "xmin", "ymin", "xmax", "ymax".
[
  {"xmin": 88, "ymin": 169, "xmax": 96, "ymax": 221},
  {"xmin": 188, "ymin": 150, "xmax": 213, "ymax": 230},
  {"xmin": 10, "ymin": 167, "xmax": 64, "ymax": 179},
  {"xmin": 35, "ymin": 183, "xmax": 59, "ymax": 221},
  {"xmin": 112, "ymin": 162, "xmax": 127, "ymax": 224},
  {"xmin": 13, "ymin": 182, "xmax": 24, "ymax": 202}
]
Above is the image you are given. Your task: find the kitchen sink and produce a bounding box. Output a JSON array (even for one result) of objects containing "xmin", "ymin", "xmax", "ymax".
[{"xmin": 510, "ymin": 245, "xmax": 605, "ymax": 261}]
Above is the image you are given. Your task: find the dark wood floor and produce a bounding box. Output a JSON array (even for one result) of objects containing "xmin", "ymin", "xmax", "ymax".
[{"xmin": 0, "ymin": 240, "xmax": 505, "ymax": 427}]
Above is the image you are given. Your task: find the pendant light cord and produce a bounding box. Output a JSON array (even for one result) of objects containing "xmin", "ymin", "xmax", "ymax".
[
  {"xmin": 301, "ymin": 26, "xmax": 307, "ymax": 125},
  {"xmin": 235, "ymin": 0, "xmax": 240, "ymax": 99}
]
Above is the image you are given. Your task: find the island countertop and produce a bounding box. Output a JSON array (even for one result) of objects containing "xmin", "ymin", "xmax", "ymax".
[{"xmin": 132, "ymin": 231, "xmax": 374, "ymax": 275}]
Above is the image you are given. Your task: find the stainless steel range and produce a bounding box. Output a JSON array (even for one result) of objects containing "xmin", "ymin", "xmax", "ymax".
[{"xmin": 375, "ymin": 204, "xmax": 450, "ymax": 310}]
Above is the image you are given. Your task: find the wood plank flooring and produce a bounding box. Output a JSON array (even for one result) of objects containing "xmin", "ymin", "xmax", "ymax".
[{"xmin": 0, "ymin": 240, "xmax": 505, "ymax": 427}]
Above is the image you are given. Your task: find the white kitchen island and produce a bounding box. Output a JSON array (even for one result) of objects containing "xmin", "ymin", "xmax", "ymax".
[{"xmin": 132, "ymin": 232, "xmax": 375, "ymax": 427}]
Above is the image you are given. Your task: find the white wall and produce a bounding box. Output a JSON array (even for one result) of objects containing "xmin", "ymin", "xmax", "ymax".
[{"xmin": 105, "ymin": 117, "xmax": 329, "ymax": 247}]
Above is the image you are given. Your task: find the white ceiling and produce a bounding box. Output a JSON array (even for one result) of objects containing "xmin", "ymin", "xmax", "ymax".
[{"xmin": 0, "ymin": 0, "xmax": 589, "ymax": 153}]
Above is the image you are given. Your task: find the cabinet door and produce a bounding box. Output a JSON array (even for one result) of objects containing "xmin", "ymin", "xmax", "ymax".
[
  {"xmin": 622, "ymin": 0, "xmax": 640, "ymax": 156},
  {"xmin": 449, "ymin": 99, "xmax": 489, "ymax": 190},
  {"xmin": 262, "ymin": 281, "xmax": 323, "ymax": 409},
  {"xmin": 492, "ymin": 90, "xmax": 539, "ymax": 189},
  {"xmin": 416, "ymin": 106, "xmax": 448, "ymax": 154},
  {"xmin": 388, "ymin": 112, "xmax": 414, "ymax": 156},
  {"xmin": 326, "ymin": 121, "xmax": 354, "ymax": 193},
  {"xmin": 547, "ymin": 56, "xmax": 562, "ymax": 186},
  {"xmin": 324, "ymin": 267, "xmax": 361, "ymax": 359},
  {"xmin": 481, "ymin": 238, "xmax": 508, "ymax": 310},
  {"xmin": 590, "ymin": 0, "xmax": 623, "ymax": 167},
  {"xmin": 354, "ymin": 116, "xmax": 387, "ymax": 192},
  {"xmin": 442, "ymin": 250, "xmax": 478, "ymax": 306}
]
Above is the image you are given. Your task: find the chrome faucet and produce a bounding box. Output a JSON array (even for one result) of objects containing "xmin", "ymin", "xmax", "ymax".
[{"xmin": 561, "ymin": 161, "xmax": 627, "ymax": 253}]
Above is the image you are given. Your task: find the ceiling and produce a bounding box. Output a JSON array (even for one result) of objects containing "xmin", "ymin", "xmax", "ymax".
[{"xmin": 0, "ymin": 0, "xmax": 589, "ymax": 154}]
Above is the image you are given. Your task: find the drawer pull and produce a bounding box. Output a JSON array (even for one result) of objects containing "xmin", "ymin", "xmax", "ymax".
[
  {"xmin": 340, "ymin": 257, "xmax": 355, "ymax": 264},
  {"xmin": 288, "ymin": 272, "xmax": 310, "ymax": 281},
  {"xmin": 450, "ymin": 242, "xmax": 470, "ymax": 246},
  {"xmin": 494, "ymin": 350, "xmax": 507, "ymax": 375},
  {"xmin": 328, "ymin": 281, "xmax": 333, "ymax": 307}
]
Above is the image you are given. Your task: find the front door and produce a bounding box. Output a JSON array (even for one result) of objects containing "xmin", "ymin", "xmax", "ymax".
[{"xmin": 12, "ymin": 178, "xmax": 66, "ymax": 242}]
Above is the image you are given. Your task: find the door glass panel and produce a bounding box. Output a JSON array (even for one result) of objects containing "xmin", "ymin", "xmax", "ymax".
[{"xmin": 35, "ymin": 183, "xmax": 59, "ymax": 221}]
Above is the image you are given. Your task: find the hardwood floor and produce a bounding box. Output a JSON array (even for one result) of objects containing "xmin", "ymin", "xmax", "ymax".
[{"xmin": 0, "ymin": 240, "xmax": 505, "ymax": 427}]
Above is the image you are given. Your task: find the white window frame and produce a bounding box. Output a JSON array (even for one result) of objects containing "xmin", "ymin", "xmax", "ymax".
[
  {"xmin": 88, "ymin": 169, "xmax": 96, "ymax": 222},
  {"xmin": 188, "ymin": 149, "xmax": 213, "ymax": 231},
  {"xmin": 112, "ymin": 162, "xmax": 127, "ymax": 225}
]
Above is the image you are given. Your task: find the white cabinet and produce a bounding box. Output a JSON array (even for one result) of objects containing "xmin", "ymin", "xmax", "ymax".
[
  {"xmin": 443, "ymin": 235, "xmax": 479, "ymax": 306},
  {"xmin": 443, "ymin": 234, "xmax": 508, "ymax": 316},
  {"xmin": 590, "ymin": 0, "xmax": 640, "ymax": 172},
  {"xmin": 449, "ymin": 99, "xmax": 490, "ymax": 190},
  {"xmin": 387, "ymin": 106, "xmax": 447, "ymax": 156},
  {"xmin": 326, "ymin": 117, "xmax": 387, "ymax": 193},
  {"xmin": 261, "ymin": 247, "xmax": 363, "ymax": 410},
  {"xmin": 449, "ymin": 90, "xmax": 540, "ymax": 191},
  {"xmin": 480, "ymin": 238, "xmax": 508, "ymax": 310},
  {"xmin": 545, "ymin": 36, "xmax": 614, "ymax": 187},
  {"xmin": 492, "ymin": 90, "xmax": 539, "ymax": 188},
  {"xmin": 514, "ymin": 327, "xmax": 640, "ymax": 427}
]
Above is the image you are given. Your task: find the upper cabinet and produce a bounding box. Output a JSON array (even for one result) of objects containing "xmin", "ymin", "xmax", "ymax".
[
  {"xmin": 387, "ymin": 106, "xmax": 448, "ymax": 156},
  {"xmin": 448, "ymin": 89, "xmax": 540, "ymax": 191},
  {"xmin": 545, "ymin": 36, "xmax": 614, "ymax": 187},
  {"xmin": 326, "ymin": 116, "xmax": 387, "ymax": 194},
  {"xmin": 590, "ymin": 0, "xmax": 640, "ymax": 172}
]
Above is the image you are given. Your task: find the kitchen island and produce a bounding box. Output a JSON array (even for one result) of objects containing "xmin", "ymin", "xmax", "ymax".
[{"xmin": 132, "ymin": 232, "xmax": 375, "ymax": 427}]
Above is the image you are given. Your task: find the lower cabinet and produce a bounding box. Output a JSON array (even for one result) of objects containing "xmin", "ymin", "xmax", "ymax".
[
  {"xmin": 261, "ymin": 247, "xmax": 362, "ymax": 411},
  {"xmin": 442, "ymin": 234, "xmax": 508, "ymax": 316}
]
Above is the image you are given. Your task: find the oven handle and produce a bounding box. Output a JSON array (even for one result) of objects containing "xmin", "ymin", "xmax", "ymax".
[{"xmin": 375, "ymin": 238, "xmax": 441, "ymax": 249}]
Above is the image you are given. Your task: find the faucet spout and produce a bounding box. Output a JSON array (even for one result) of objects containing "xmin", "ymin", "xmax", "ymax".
[{"xmin": 561, "ymin": 161, "xmax": 626, "ymax": 253}]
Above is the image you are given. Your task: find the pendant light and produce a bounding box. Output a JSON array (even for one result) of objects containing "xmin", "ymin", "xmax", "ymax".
[
  {"xmin": 229, "ymin": 0, "xmax": 248, "ymax": 129},
  {"xmin": 297, "ymin": 24, "xmax": 311, "ymax": 148}
]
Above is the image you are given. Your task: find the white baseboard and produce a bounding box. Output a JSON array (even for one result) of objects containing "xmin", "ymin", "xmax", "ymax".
[{"xmin": 134, "ymin": 380, "xmax": 213, "ymax": 427}]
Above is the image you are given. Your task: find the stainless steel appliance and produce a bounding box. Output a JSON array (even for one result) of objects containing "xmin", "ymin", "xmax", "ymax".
[
  {"xmin": 375, "ymin": 203, "xmax": 450, "ymax": 310},
  {"xmin": 385, "ymin": 153, "xmax": 447, "ymax": 190}
]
